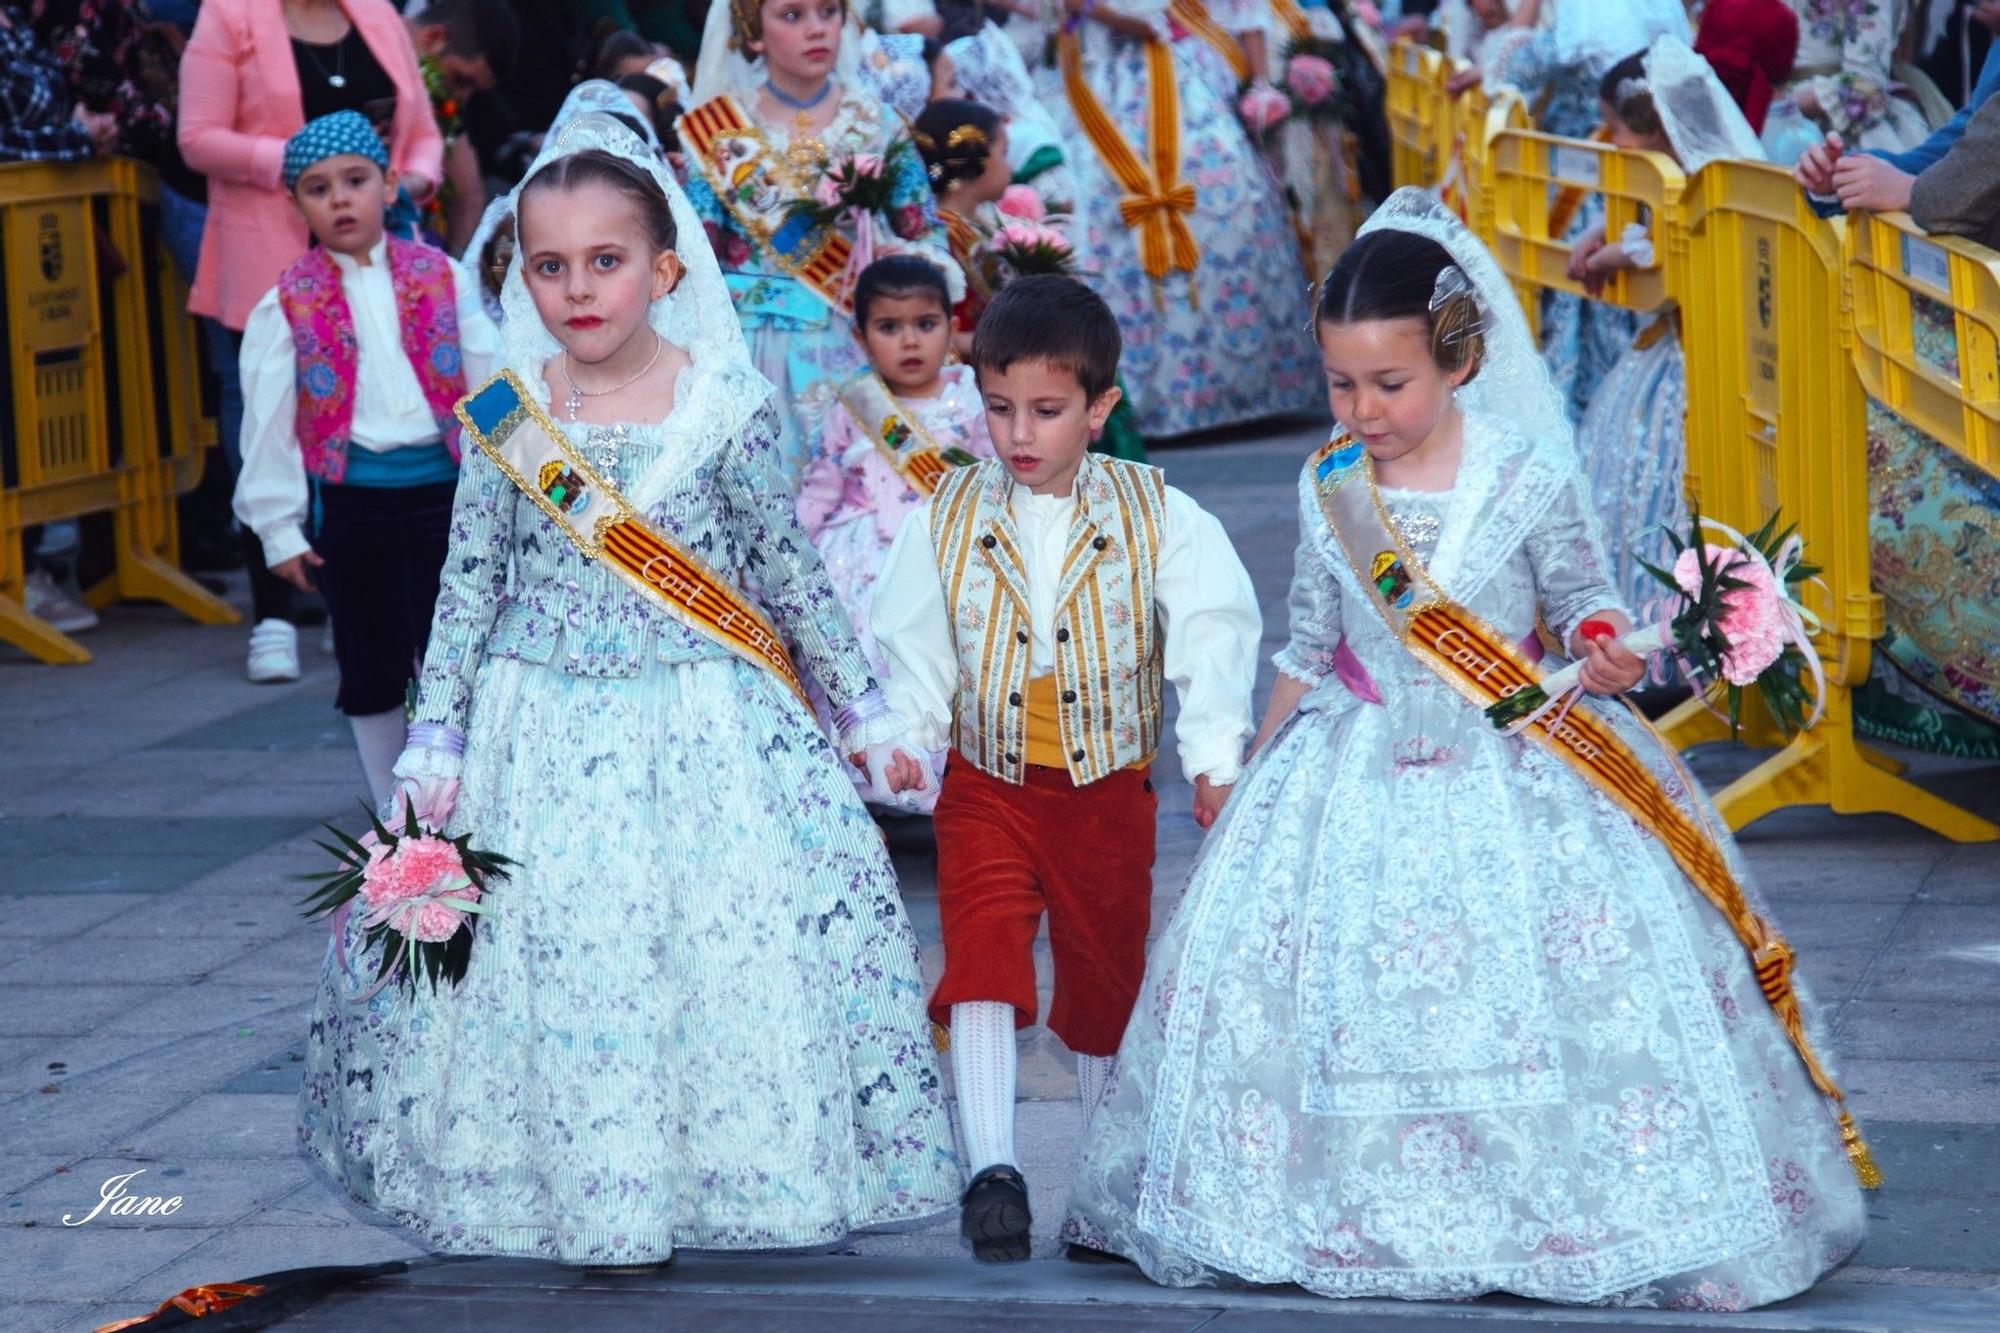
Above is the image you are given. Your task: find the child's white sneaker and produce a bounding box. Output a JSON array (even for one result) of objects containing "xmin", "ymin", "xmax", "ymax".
[{"xmin": 246, "ymin": 618, "xmax": 301, "ymax": 683}]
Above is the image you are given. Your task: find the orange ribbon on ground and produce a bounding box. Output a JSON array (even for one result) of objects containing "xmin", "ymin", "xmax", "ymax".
[
  {"xmin": 96, "ymin": 1283, "xmax": 267, "ymax": 1331},
  {"xmin": 1058, "ymin": 31, "xmax": 1200, "ymax": 299}
]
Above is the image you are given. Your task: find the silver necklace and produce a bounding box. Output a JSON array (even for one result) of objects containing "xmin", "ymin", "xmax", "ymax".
[
  {"xmin": 296, "ymin": 32, "xmax": 348, "ymax": 90},
  {"xmin": 560, "ymin": 334, "xmax": 662, "ymax": 422}
]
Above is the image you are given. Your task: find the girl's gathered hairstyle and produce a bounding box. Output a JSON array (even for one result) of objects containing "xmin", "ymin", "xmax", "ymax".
[
  {"xmin": 615, "ymin": 72, "xmax": 685, "ymax": 156},
  {"xmin": 518, "ymin": 149, "xmax": 679, "ymax": 254},
  {"xmin": 732, "ymin": 0, "xmax": 847, "ymax": 48},
  {"xmin": 852, "ymin": 253, "xmax": 951, "ymax": 325},
  {"xmin": 1598, "ymin": 52, "xmax": 1662, "ymax": 137},
  {"xmin": 912, "ymin": 99, "xmax": 1003, "ymax": 192},
  {"xmin": 1315, "ymin": 231, "xmax": 1485, "ymax": 383}
]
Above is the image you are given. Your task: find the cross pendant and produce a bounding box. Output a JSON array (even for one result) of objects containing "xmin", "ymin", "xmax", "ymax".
[{"xmin": 565, "ymin": 387, "xmax": 583, "ymax": 421}]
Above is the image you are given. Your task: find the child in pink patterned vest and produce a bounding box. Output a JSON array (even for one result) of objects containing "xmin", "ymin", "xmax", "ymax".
[{"xmin": 233, "ymin": 110, "xmax": 500, "ymax": 807}]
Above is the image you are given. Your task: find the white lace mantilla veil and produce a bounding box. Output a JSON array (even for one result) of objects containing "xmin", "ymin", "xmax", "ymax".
[
  {"xmin": 497, "ymin": 110, "xmax": 774, "ymax": 514},
  {"xmin": 692, "ymin": 0, "xmax": 867, "ymax": 103},
  {"xmin": 1357, "ymin": 188, "xmax": 1573, "ymax": 463},
  {"xmin": 1644, "ymin": 34, "xmax": 1767, "ymax": 174},
  {"xmin": 461, "ymin": 81, "xmax": 662, "ymax": 285},
  {"xmin": 1551, "ymin": 0, "xmax": 1690, "ymax": 76}
]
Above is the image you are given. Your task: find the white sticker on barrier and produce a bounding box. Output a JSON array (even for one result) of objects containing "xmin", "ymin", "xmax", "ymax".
[
  {"xmin": 1404, "ymin": 44, "xmax": 1420, "ymax": 75},
  {"xmin": 1552, "ymin": 144, "xmax": 1600, "ymax": 187},
  {"xmin": 1901, "ymin": 232, "xmax": 1951, "ymax": 292}
]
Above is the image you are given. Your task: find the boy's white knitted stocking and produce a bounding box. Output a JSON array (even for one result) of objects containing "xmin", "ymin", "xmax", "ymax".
[{"xmin": 949, "ymin": 1001, "xmax": 1018, "ymax": 1174}]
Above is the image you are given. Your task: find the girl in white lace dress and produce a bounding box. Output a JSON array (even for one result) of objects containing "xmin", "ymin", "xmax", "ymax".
[
  {"xmin": 1061, "ymin": 192, "xmax": 1868, "ymax": 1309},
  {"xmin": 298, "ymin": 113, "xmax": 959, "ymax": 1267}
]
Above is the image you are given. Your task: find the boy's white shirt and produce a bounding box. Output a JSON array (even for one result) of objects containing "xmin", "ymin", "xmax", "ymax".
[
  {"xmin": 870, "ymin": 480, "xmax": 1263, "ymax": 786},
  {"xmin": 232, "ymin": 238, "xmax": 502, "ymax": 568}
]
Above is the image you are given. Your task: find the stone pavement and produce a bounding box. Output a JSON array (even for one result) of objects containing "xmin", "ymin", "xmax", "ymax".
[{"xmin": 3, "ymin": 423, "xmax": 1998, "ymax": 1333}]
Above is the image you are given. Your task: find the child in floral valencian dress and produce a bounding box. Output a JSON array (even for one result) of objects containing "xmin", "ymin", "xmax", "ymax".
[
  {"xmin": 681, "ymin": 0, "xmax": 959, "ymax": 480},
  {"xmin": 1061, "ymin": 192, "xmax": 1872, "ymax": 1308},
  {"xmin": 873, "ymin": 276, "xmax": 1262, "ymax": 1261},
  {"xmin": 798, "ymin": 254, "xmax": 995, "ymax": 805},
  {"xmin": 298, "ymin": 112, "xmax": 959, "ymax": 1266}
]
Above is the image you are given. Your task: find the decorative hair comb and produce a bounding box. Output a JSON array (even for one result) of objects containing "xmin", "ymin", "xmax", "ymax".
[{"xmin": 1428, "ymin": 263, "xmax": 1485, "ymax": 354}]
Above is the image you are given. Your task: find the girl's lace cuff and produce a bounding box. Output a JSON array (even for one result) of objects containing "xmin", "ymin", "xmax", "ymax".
[{"xmin": 834, "ymin": 688, "xmax": 904, "ymax": 751}]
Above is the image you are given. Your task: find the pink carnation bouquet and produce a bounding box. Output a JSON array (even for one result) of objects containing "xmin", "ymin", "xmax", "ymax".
[
  {"xmin": 299, "ymin": 797, "xmax": 514, "ymax": 1002},
  {"xmin": 997, "ymin": 184, "xmax": 1046, "ymax": 222},
  {"xmin": 1238, "ymin": 80, "xmax": 1292, "ymax": 140},
  {"xmin": 1485, "ymin": 509, "xmax": 1824, "ymax": 737}
]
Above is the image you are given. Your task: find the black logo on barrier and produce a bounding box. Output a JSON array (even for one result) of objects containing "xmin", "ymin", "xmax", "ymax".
[{"xmin": 38, "ymin": 211, "xmax": 63, "ymax": 282}]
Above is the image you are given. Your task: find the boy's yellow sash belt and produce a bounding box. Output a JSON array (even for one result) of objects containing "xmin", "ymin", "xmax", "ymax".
[
  {"xmin": 1308, "ymin": 432, "xmax": 1879, "ymax": 1188},
  {"xmin": 681, "ymin": 95, "xmax": 855, "ymax": 311},
  {"xmin": 835, "ymin": 371, "xmax": 977, "ymax": 496},
  {"xmin": 456, "ymin": 371, "xmax": 809, "ymax": 709},
  {"xmin": 1056, "ymin": 31, "xmax": 1199, "ymax": 296}
]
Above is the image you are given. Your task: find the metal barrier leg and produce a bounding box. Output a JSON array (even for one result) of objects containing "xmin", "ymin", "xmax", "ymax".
[
  {"xmin": 1712, "ymin": 690, "xmax": 1999, "ymax": 842},
  {"xmin": 0, "ymin": 591, "xmax": 92, "ymax": 664}
]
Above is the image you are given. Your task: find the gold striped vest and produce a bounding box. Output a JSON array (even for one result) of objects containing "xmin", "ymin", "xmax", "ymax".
[{"xmin": 928, "ymin": 454, "xmax": 1168, "ymax": 786}]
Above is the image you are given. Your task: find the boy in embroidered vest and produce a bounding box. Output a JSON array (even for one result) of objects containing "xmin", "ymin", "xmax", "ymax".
[
  {"xmin": 870, "ymin": 275, "xmax": 1262, "ymax": 1262},
  {"xmin": 232, "ymin": 110, "xmax": 500, "ymax": 808}
]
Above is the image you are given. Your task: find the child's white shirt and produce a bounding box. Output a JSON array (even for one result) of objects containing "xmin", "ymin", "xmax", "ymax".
[
  {"xmin": 870, "ymin": 480, "xmax": 1263, "ymax": 785},
  {"xmin": 232, "ymin": 238, "xmax": 502, "ymax": 567}
]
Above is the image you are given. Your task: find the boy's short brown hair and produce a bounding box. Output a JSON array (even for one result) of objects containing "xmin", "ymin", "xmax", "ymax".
[{"xmin": 969, "ymin": 275, "xmax": 1121, "ymax": 402}]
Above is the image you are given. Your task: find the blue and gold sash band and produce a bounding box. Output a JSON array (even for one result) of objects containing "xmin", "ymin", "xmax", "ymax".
[{"xmin": 455, "ymin": 371, "xmax": 809, "ymax": 708}]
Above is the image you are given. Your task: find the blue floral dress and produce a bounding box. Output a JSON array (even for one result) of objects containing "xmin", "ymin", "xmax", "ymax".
[{"xmin": 299, "ymin": 402, "xmax": 961, "ymax": 1263}]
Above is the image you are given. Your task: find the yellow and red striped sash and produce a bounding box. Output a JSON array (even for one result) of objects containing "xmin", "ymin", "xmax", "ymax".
[
  {"xmin": 1308, "ymin": 433, "xmax": 1881, "ymax": 1189},
  {"xmin": 836, "ymin": 371, "xmax": 970, "ymax": 496},
  {"xmin": 1169, "ymin": 0, "xmax": 1251, "ymax": 83},
  {"xmin": 1057, "ymin": 31, "xmax": 1199, "ymax": 298},
  {"xmin": 1269, "ymin": 0, "xmax": 1313, "ymax": 42},
  {"xmin": 456, "ymin": 371, "xmax": 808, "ymax": 708},
  {"xmin": 679, "ymin": 94, "xmax": 855, "ymax": 311}
]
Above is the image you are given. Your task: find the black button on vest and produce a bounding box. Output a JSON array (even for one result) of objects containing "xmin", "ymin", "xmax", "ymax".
[
  {"xmin": 1004, "ymin": 752, "xmax": 1018, "ymax": 765},
  {"xmin": 1055, "ymin": 627, "xmax": 1070, "ymax": 642},
  {"xmin": 1015, "ymin": 629, "xmax": 1029, "ymax": 644},
  {"xmin": 1071, "ymin": 748, "xmax": 1085, "ymax": 762},
  {"xmin": 1092, "ymin": 535, "xmax": 1108, "ymax": 551},
  {"xmin": 1008, "ymin": 692, "xmax": 1022, "ymax": 706},
  {"xmin": 981, "ymin": 534, "xmax": 997, "ymax": 549},
  {"xmin": 1061, "ymin": 689, "xmax": 1077, "ymax": 704}
]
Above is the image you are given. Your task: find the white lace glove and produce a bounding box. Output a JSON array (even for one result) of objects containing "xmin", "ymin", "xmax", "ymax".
[
  {"xmin": 388, "ymin": 724, "xmax": 464, "ymax": 831},
  {"xmin": 858, "ymin": 739, "xmax": 938, "ymax": 811}
]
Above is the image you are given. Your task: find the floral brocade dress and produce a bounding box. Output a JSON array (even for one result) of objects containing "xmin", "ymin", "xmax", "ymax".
[
  {"xmin": 681, "ymin": 89, "xmax": 950, "ymax": 482},
  {"xmin": 300, "ymin": 403, "xmax": 960, "ymax": 1263},
  {"xmin": 1063, "ymin": 416, "xmax": 1866, "ymax": 1308}
]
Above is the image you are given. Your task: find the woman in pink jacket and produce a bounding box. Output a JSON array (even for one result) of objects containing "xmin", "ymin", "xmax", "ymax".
[{"xmin": 177, "ymin": 0, "xmax": 443, "ymax": 683}]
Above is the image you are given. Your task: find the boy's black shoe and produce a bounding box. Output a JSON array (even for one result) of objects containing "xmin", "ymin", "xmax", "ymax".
[
  {"xmin": 1063, "ymin": 1242, "xmax": 1131, "ymax": 1265},
  {"xmin": 960, "ymin": 1164, "xmax": 1032, "ymax": 1262}
]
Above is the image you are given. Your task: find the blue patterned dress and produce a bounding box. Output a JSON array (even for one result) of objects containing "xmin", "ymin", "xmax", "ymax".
[{"xmin": 299, "ymin": 402, "xmax": 960, "ymax": 1263}]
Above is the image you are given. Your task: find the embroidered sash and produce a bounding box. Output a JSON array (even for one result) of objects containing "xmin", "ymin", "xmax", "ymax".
[
  {"xmin": 835, "ymin": 372, "xmax": 978, "ymax": 496},
  {"xmin": 1056, "ymin": 31, "xmax": 1199, "ymax": 296},
  {"xmin": 1307, "ymin": 432, "xmax": 1881, "ymax": 1189},
  {"xmin": 1169, "ymin": 0, "xmax": 1250, "ymax": 83},
  {"xmin": 457, "ymin": 371, "xmax": 809, "ymax": 708},
  {"xmin": 680, "ymin": 94, "xmax": 855, "ymax": 312}
]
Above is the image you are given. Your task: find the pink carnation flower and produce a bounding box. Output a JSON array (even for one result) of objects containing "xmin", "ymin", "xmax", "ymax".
[
  {"xmin": 358, "ymin": 834, "xmax": 477, "ymax": 939},
  {"xmin": 1673, "ymin": 545, "xmax": 1787, "ymax": 685},
  {"xmin": 997, "ymin": 185, "xmax": 1046, "ymax": 221},
  {"xmin": 813, "ymin": 175, "xmax": 844, "ymax": 209},
  {"xmin": 409, "ymin": 882, "xmax": 481, "ymax": 943},
  {"xmin": 1286, "ymin": 54, "xmax": 1338, "ymax": 107},
  {"xmin": 850, "ymin": 152, "xmax": 885, "ymax": 179},
  {"xmin": 1238, "ymin": 82, "xmax": 1291, "ymax": 135}
]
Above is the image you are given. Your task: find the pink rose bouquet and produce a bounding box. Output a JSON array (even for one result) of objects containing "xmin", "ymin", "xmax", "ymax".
[
  {"xmin": 1486, "ymin": 509, "xmax": 1824, "ymax": 738},
  {"xmin": 1285, "ymin": 53, "xmax": 1338, "ymax": 108},
  {"xmin": 300, "ymin": 797, "xmax": 514, "ymax": 1001},
  {"xmin": 1238, "ymin": 81, "xmax": 1292, "ymax": 139},
  {"xmin": 997, "ymin": 184, "xmax": 1046, "ymax": 221}
]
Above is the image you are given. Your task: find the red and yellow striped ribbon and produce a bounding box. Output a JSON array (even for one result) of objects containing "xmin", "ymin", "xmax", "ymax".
[
  {"xmin": 1169, "ymin": 0, "xmax": 1251, "ymax": 83},
  {"xmin": 1057, "ymin": 32, "xmax": 1199, "ymax": 297},
  {"xmin": 1269, "ymin": 0, "xmax": 1312, "ymax": 42},
  {"xmin": 1547, "ymin": 124, "xmax": 1612, "ymax": 239}
]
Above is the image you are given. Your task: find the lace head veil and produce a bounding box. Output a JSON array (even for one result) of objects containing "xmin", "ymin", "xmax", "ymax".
[
  {"xmin": 500, "ymin": 111, "xmax": 771, "ymax": 511},
  {"xmin": 1644, "ymin": 34, "xmax": 1767, "ymax": 175},
  {"xmin": 693, "ymin": 0, "xmax": 866, "ymax": 104},
  {"xmin": 1553, "ymin": 0, "xmax": 1690, "ymax": 77},
  {"xmin": 1355, "ymin": 188, "xmax": 1572, "ymax": 458}
]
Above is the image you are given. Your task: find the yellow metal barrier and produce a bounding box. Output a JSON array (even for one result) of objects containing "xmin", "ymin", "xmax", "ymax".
[
  {"xmin": 1487, "ymin": 129, "xmax": 1685, "ymax": 339},
  {"xmin": 1454, "ymin": 81, "xmax": 1530, "ymax": 255},
  {"xmin": 1846, "ymin": 210, "xmax": 2000, "ymax": 481},
  {"xmin": 1669, "ymin": 162, "xmax": 1995, "ymax": 840},
  {"xmin": 0, "ymin": 158, "xmax": 235, "ymax": 664},
  {"xmin": 1386, "ymin": 40, "xmax": 1448, "ymax": 191}
]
